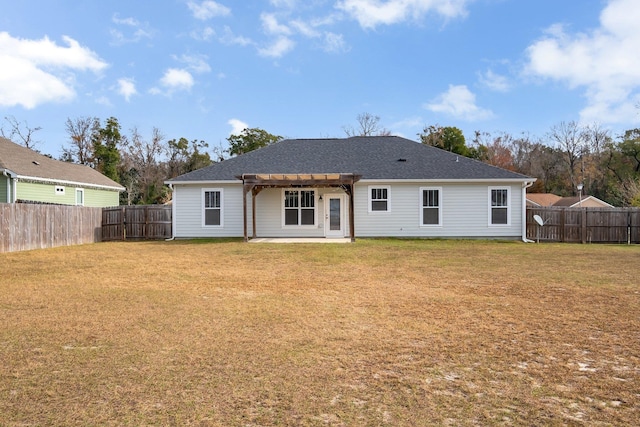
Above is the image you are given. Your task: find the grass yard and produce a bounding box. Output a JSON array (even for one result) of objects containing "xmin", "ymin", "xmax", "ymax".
[{"xmin": 0, "ymin": 239, "xmax": 638, "ymax": 426}]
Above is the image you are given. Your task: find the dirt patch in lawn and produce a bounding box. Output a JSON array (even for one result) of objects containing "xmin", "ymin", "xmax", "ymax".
[{"xmin": 0, "ymin": 239, "xmax": 638, "ymax": 425}]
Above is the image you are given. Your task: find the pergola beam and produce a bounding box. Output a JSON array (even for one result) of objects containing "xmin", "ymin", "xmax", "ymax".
[{"xmin": 238, "ymin": 173, "xmax": 361, "ymax": 242}]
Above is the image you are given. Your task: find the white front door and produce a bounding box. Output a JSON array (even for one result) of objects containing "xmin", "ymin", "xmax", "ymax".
[{"xmin": 325, "ymin": 195, "xmax": 345, "ymax": 237}]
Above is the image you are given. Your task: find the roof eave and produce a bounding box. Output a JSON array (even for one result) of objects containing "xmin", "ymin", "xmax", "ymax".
[
  {"xmin": 361, "ymin": 177, "xmax": 536, "ymax": 183},
  {"xmin": 165, "ymin": 179, "xmax": 241, "ymax": 185},
  {"xmin": 14, "ymin": 174, "xmax": 125, "ymax": 191}
]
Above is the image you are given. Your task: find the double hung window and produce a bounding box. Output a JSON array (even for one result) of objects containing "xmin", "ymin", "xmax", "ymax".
[
  {"xmin": 203, "ymin": 189, "xmax": 222, "ymax": 226},
  {"xmin": 421, "ymin": 187, "xmax": 441, "ymax": 226},
  {"xmin": 284, "ymin": 190, "xmax": 315, "ymax": 226},
  {"xmin": 369, "ymin": 187, "xmax": 389, "ymax": 212},
  {"xmin": 489, "ymin": 188, "xmax": 509, "ymax": 225}
]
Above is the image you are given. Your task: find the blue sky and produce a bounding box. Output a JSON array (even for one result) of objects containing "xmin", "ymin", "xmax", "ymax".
[{"xmin": 1, "ymin": 0, "xmax": 639, "ymax": 158}]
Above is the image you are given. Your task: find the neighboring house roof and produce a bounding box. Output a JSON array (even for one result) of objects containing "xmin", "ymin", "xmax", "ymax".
[
  {"xmin": 168, "ymin": 136, "xmax": 533, "ymax": 183},
  {"xmin": 0, "ymin": 137, "xmax": 124, "ymax": 191},
  {"xmin": 552, "ymin": 195, "xmax": 614, "ymax": 208},
  {"xmin": 526, "ymin": 193, "xmax": 562, "ymax": 207},
  {"xmin": 527, "ymin": 192, "xmax": 614, "ymax": 208}
]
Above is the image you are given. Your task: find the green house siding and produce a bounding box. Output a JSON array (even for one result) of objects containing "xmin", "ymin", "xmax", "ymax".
[
  {"xmin": 0, "ymin": 174, "xmax": 7, "ymax": 203},
  {"xmin": 15, "ymin": 181, "xmax": 119, "ymax": 207},
  {"xmin": 83, "ymin": 188, "xmax": 120, "ymax": 207}
]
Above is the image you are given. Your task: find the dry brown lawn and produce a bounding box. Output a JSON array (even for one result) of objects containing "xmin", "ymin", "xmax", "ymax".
[{"xmin": 0, "ymin": 239, "xmax": 638, "ymax": 426}]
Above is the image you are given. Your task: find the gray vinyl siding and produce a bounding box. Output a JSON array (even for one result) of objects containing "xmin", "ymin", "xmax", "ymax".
[
  {"xmin": 354, "ymin": 182, "xmax": 523, "ymax": 238},
  {"xmin": 252, "ymin": 188, "xmax": 326, "ymax": 238},
  {"xmin": 173, "ymin": 184, "xmax": 248, "ymax": 238},
  {"xmin": 173, "ymin": 181, "xmax": 524, "ymax": 239}
]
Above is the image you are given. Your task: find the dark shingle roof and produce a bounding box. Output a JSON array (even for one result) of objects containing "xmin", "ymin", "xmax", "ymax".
[
  {"xmin": 0, "ymin": 137, "xmax": 124, "ymax": 190},
  {"xmin": 168, "ymin": 136, "xmax": 532, "ymax": 182}
]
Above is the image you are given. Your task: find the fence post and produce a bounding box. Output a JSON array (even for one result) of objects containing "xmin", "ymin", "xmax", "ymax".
[
  {"xmin": 145, "ymin": 206, "xmax": 149, "ymax": 240},
  {"xmin": 629, "ymin": 210, "xmax": 632, "ymax": 245},
  {"xmin": 581, "ymin": 208, "xmax": 587, "ymax": 244},
  {"xmin": 560, "ymin": 209, "xmax": 565, "ymax": 242},
  {"xmin": 121, "ymin": 206, "xmax": 126, "ymax": 241}
]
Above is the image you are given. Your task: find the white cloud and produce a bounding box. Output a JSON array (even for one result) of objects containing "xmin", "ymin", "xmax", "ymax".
[
  {"xmin": 0, "ymin": 32, "xmax": 107, "ymax": 109},
  {"xmin": 258, "ymin": 36, "xmax": 295, "ymax": 58},
  {"xmin": 479, "ymin": 69, "xmax": 510, "ymax": 92},
  {"xmin": 219, "ymin": 26, "xmax": 253, "ymax": 46},
  {"xmin": 161, "ymin": 69, "xmax": 194, "ymax": 90},
  {"xmin": 117, "ymin": 78, "xmax": 137, "ymax": 102},
  {"xmin": 290, "ymin": 20, "xmax": 321, "ymax": 38},
  {"xmin": 175, "ymin": 54, "xmax": 212, "ymax": 74},
  {"xmin": 322, "ymin": 32, "xmax": 349, "ymax": 53},
  {"xmin": 228, "ymin": 118, "xmax": 248, "ymax": 135},
  {"xmin": 95, "ymin": 96, "xmax": 113, "ymax": 107},
  {"xmin": 110, "ymin": 14, "xmax": 154, "ymax": 45},
  {"xmin": 191, "ymin": 26, "xmax": 216, "ymax": 41},
  {"xmin": 336, "ymin": 0, "xmax": 471, "ymax": 29},
  {"xmin": 424, "ymin": 84, "xmax": 494, "ymax": 121},
  {"xmin": 525, "ymin": 0, "xmax": 640, "ymax": 124},
  {"xmin": 261, "ymin": 13, "xmax": 292, "ymax": 35},
  {"xmin": 188, "ymin": 1, "xmax": 231, "ymax": 20},
  {"xmin": 270, "ymin": 0, "xmax": 297, "ymax": 8},
  {"xmin": 150, "ymin": 68, "xmax": 194, "ymax": 95}
]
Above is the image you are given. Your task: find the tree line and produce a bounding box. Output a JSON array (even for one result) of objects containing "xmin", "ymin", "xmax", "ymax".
[
  {"xmin": 418, "ymin": 122, "xmax": 640, "ymax": 207},
  {"xmin": 3, "ymin": 114, "xmax": 639, "ymax": 207}
]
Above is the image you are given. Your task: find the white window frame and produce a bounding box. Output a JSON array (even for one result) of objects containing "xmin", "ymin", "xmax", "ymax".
[
  {"xmin": 282, "ymin": 189, "xmax": 317, "ymax": 228},
  {"xmin": 368, "ymin": 185, "xmax": 391, "ymax": 213},
  {"xmin": 55, "ymin": 186, "xmax": 65, "ymax": 196},
  {"xmin": 75, "ymin": 188, "xmax": 84, "ymax": 206},
  {"xmin": 419, "ymin": 187, "xmax": 442, "ymax": 227},
  {"xmin": 202, "ymin": 188, "xmax": 223, "ymax": 228},
  {"xmin": 488, "ymin": 186, "xmax": 510, "ymax": 226}
]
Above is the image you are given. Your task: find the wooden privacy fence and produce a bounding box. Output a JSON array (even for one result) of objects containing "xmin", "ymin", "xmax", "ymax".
[
  {"xmin": 0, "ymin": 203, "xmax": 102, "ymax": 253},
  {"xmin": 102, "ymin": 205, "xmax": 172, "ymax": 241},
  {"xmin": 526, "ymin": 207, "xmax": 640, "ymax": 244}
]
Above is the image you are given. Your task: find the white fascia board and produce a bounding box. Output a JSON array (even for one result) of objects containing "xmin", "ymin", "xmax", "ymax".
[
  {"xmin": 1, "ymin": 168, "xmax": 17, "ymax": 178},
  {"xmin": 15, "ymin": 174, "xmax": 125, "ymax": 191},
  {"xmin": 360, "ymin": 178, "xmax": 536, "ymax": 184},
  {"xmin": 165, "ymin": 180, "xmax": 241, "ymax": 185}
]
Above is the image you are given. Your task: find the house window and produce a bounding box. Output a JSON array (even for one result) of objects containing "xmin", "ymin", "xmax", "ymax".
[
  {"xmin": 369, "ymin": 186, "xmax": 390, "ymax": 212},
  {"xmin": 75, "ymin": 188, "xmax": 84, "ymax": 206},
  {"xmin": 489, "ymin": 187, "xmax": 509, "ymax": 225},
  {"xmin": 203, "ymin": 189, "xmax": 223, "ymax": 227},
  {"xmin": 421, "ymin": 187, "xmax": 441, "ymax": 226},
  {"xmin": 284, "ymin": 190, "xmax": 315, "ymax": 226},
  {"xmin": 55, "ymin": 186, "xmax": 65, "ymax": 195}
]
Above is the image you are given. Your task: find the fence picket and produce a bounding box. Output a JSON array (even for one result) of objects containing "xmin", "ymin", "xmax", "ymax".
[
  {"xmin": 527, "ymin": 207, "xmax": 640, "ymax": 244},
  {"xmin": 0, "ymin": 203, "xmax": 103, "ymax": 253},
  {"xmin": 101, "ymin": 205, "xmax": 171, "ymax": 241}
]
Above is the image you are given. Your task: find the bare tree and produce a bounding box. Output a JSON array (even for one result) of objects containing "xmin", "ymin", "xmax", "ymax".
[
  {"xmin": 547, "ymin": 121, "xmax": 587, "ymax": 194},
  {"xmin": 343, "ymin": 113, "xmax": 391, "ymax": 137},
  {"xmin": 62, "ymin": 116, "xmax": 100, "ymax": 164},
  {"xmin": 0, "ymin": 115, "xmax": 42, "ymax": 149},
  {"xmin": 584, "ymin": 123, "xmax": 610, "ymax": 155},
  {"xmin": 581, "ymin": 123, "xmax": 612, "ymax": 198},
  {"xmin": 122, "ymin": 127, "xmax": 167, "ymax": 204}
]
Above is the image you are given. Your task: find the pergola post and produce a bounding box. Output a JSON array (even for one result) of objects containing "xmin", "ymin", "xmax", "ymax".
[
  {"xmin": 239, "ymin": 173, "xmax": 361, "ymax": 243},
  {"xmin": 348, "ymin": 184, "xmax": 356, "ymax": 242},
  {"xmin": 242, "ymin": 183, "xmax": 249, "ymax": 242},
  {"xmin": 251, "ymin": 187, "xmax": 260, "ymax": 239}
]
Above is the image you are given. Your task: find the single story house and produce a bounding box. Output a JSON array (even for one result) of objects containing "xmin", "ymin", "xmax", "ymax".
[
  {"xmin": 526, "ymin": 193, "xmax": 613, "ymax": 208},
  {"xmin": 167, "ymin": 136, "xmax": 536, "ymax": 241},
  {"xmin": 0, "ymin": 137, "xmax": 124, "ymax": 207}
]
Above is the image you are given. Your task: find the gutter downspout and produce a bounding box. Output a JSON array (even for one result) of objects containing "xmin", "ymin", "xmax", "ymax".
[
  {"xmin": 165, "ymin": 183, "xmax": 175, "ymax": 241},
  {"xmin": 2, "ymin": 169, "xmax": 17, "ymax": 203},
  {"xmin": 522, "ymin": 180, "xmax": 535, "ymax": 243}
]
